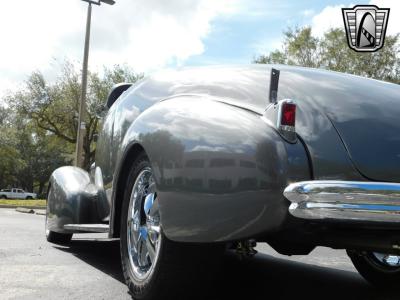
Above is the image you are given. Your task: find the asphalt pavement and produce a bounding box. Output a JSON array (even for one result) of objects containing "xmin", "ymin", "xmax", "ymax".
[{"xmin": 0, "ymin": 208, "xmax": 398, "ymax": 300}]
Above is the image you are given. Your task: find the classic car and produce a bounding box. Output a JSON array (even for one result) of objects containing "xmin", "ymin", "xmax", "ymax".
[{"xmin": 46, "ymin": 64, "xmax": 400, "ymax": 299}]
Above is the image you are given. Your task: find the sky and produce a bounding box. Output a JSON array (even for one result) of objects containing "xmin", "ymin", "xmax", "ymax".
[{"xmin": 0, "ymin": 0, "xmax": 398, "ymax": 98}]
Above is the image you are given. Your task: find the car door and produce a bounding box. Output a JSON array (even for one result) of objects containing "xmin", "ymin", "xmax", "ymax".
[
  {"xmin": 18, "ymin": 189, "xmax": 25, "ymax": 199},
  {"xmin": 3, "ymin": 189, "xmax": 11, "ymax": 198}
]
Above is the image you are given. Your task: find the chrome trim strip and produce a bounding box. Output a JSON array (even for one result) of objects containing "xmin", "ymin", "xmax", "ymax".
[
  {"xmin": 64, "ymin": 224, "xmax": 110, "ymax": 233},
  {"xmin": 284, "ymin": 181, "xmax": 400, "ymax": 223}
]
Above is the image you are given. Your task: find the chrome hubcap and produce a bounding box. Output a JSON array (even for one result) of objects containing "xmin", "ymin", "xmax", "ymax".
[
  {"xmin": 127, "ymin": 168, "xmax": 161, "ymax": 281},
  {"xmin": 372, "ymin": 252, "xmax": 400, "ymax": 268}
]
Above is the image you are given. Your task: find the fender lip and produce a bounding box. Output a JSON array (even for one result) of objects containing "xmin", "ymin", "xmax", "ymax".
[{"xmin": 284, "ymin": 180, "xmax": 400, "ymax": 224}]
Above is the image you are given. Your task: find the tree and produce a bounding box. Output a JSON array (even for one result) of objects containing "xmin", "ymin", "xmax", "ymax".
[
  {"xmin": 0, "ymin": 61, "xmax": 143, "ymax": 194},
  {"xmin": 7, "ymin": 61, "xmax": 143, "ymax": 170},
  {"xmin": 0, "ymin": 104, "xmax": 68, "ymax": 196},
  {"xmin": 0, "ymin": 106, "xmax": 26, "ymax": 188},
  {"xmin": 254, "ymin": 27, "xmax": 400, "ymax": 84}
]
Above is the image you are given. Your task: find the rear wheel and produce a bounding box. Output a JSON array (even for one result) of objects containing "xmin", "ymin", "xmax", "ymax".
[
  {"xmin": 120, "ymin": 154, "xmax": 222, "ymax": 300},
  {"xmin": 347, "ymin": 250, "xmax": 400, "ymax": 288},
  {"xmin": 0, "ymin": 195, "xmax": 7, "ymax": 199}
]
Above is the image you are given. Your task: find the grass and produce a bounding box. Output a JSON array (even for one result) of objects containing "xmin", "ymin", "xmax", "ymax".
[{"xmin": 0, "ymin": 199, "xmax": 46, "ymax": 207}]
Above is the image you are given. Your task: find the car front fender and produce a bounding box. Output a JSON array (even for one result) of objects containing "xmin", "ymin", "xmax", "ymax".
[{"xmin": 47, "ymin": 166, "xmax": 106, "ymax": 233}]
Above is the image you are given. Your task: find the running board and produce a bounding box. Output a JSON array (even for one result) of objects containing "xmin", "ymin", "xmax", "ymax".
[{"xmin": 64, "ymin": 224, "xmax": 109, "ymax": 233}]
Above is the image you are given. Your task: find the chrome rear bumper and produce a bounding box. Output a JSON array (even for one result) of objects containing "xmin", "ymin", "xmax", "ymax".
[{"xmin": 284, "ymin": 181, "xmax": 400, "ymax": 223}]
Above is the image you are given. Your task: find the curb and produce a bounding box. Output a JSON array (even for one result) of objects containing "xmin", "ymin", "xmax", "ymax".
[
  {"xmin": 13, "ymin": 207, "xmax": 46, "ymax": 215},
  {"xmin": 0, "ymin": 205, "xmax": 46, "ymax": 209},
  {"xmin": 16, "ymin": 207, "xmax": 35, "ymax": 214}
]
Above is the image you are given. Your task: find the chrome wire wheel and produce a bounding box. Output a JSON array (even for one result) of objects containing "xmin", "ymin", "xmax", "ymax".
[{"xmin": 127, "ymin": 167, "xmax": 161, "ymax": 281}]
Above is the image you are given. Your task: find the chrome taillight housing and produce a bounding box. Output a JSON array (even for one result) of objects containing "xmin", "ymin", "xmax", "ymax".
[{"xmin": 264, "ymin": 99, "xmax": 297, "ymax": 143}]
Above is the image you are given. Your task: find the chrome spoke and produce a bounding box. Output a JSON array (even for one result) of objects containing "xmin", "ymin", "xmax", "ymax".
[
  {"xmin": 146, "ymin": 236, "xmax": 156, "ymax": 263},
  {"xmin": 132, "ymin": 210, "xmax": 140, "ymax": 231},
  {"xmin": 130, "ymin": 225, "xmax": 139, "ymax": 248},
  {"xmin": 148, "ymin": 224, "xmax": 160, "ymax": 234},
  {"xmin": 137, "ymin": 227, "xmax": 149, "ymax": 267},
  {"xmin": 128, "ymin": 211, "xmax": 140, "ymax": 245}
]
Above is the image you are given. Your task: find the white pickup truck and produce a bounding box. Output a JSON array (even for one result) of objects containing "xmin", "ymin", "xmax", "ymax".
[{"xmin": 0, "ymin": 188, "xmax": 37, "ymax": 199}]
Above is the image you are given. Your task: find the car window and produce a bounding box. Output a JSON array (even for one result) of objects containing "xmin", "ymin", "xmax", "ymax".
[{"xmin": 17, "ymin": 189, "xmax": 23, "ymax": 193}]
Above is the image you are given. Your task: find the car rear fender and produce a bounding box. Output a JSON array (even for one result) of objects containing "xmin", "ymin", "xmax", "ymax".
[{"xmin": 110, "ymin": 95, "xmax": 311, "ymax": 242}]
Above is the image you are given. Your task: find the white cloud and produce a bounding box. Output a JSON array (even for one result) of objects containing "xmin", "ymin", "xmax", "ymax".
[
  {"xmin": 252, "ymin": 37, "xmax": 284, "ymax": 56},
  {"xmin": 0, "ymin": 1, "xmax": 84, "ymax": 88},
  {"xmin": 311, "ymin": 4, "xmax": 346, "ymax": 37},
  {"xmin": 88, "ymin": 0, "xmax": 241, "ymax": 70},
  {"xmin": 311, "ymin": 1, "xmax": 400, "ymax": 37},
  {"xmin": 0, "ymin": 0, "xmax": 240, "ymax": 97},
  {"xmin": 369, "ymin": 0, "xmax": 400, "ymax": 35}
]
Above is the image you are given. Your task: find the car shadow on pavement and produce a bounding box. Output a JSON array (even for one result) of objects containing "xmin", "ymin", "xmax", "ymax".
[
  {"xmin": 54, "ymin": 238, "xmax": 125, "ymax": 283},
  {"xmin": 54, "ymin": 239, "xmax": 398, "ymax": 300},
  {"xmin": 217, "ymin": 253, "xmax": 398, "ymax": 300}
]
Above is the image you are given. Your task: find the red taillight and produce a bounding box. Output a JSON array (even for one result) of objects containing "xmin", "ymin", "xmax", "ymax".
[{"xmin": 281, "ymin": 103, "xmax": 296, "ymax": 127}]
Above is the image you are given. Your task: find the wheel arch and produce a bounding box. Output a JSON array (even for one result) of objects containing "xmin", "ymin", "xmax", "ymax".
[{"xmin": 110, "ymin": 142, "xmax": 146, "ymax": 238}]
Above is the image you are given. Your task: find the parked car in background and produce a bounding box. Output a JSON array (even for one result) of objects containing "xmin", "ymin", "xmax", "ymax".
[{"xmin": 0, "ymin": 188, "xmax": 37, "ymax": 199}]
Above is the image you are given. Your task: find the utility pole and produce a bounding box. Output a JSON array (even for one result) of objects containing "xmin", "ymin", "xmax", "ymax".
[
  {"xmin": 75, "ymin": 0, "xmax": 115, "ymax": 168},
  {"xmin": 75, "ymin": 2, "xmax": 92, "ymax": 168}
]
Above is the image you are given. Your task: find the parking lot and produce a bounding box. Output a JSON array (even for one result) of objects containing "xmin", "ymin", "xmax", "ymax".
[{"xmin": 0, "ymin": 208, "xmax": 398, "ymax": 300}]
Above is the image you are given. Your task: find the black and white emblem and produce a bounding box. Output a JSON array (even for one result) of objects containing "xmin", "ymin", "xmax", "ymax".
[{"xmin": 342, "ymin": 5, "xmax": 390, "ymax": 52}]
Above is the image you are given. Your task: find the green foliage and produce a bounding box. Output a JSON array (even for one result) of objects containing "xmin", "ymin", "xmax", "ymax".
[
  {"xmin": 1, "ymin": 61, "xmax": 142, "ymax": 195},
  {"xmin": 0, "ymin": 107, "xmax": 26, "ymax": 188},
  {"xmin": 254, "ymin": 27, "xmax": 400, "ymax": 84}
]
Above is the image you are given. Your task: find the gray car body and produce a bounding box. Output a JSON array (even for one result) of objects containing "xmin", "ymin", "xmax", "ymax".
[{"xmin": 47, "ymin": 64, "xmax": 400, "ymax": 244}]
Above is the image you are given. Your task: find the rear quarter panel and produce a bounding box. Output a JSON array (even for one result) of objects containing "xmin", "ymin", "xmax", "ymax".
[{"xmin": 117, "ymin": 95, "xmax": 310, "ymax": 242}]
